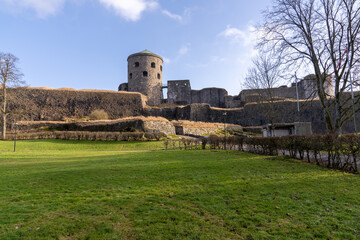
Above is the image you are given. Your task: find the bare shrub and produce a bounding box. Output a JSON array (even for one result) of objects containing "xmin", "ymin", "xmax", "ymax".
[{"xmin": 89, "ymin": 109, "xmax": 109, "ymax": 120}]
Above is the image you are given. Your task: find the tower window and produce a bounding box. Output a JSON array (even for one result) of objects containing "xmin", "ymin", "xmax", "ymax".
[
  {"xmin": 129, "ymin": 73, "xmax": 132, "ymax": 79},
  {"xmin": 135, "ymin": 62, "xmax": 140, "ymax": 67},
  {"xmin": 157, "ymin": 73, "xmax": 161, "ymax": 79},
  {"xmin": 143, "ymin": 71, "xmax": 148, "ymax": 77},
  {"xmin": 151, "ymin": 62, "xmax": 156, "ymax": 68},
  {"xmin": 160, "ymin": 65, "xmax": 163, "ymax": 71}
]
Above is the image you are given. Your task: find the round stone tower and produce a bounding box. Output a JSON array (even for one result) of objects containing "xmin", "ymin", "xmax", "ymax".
[{"xmin": 127, "ymin": 50, "xmax": 163, "ymax": 106}]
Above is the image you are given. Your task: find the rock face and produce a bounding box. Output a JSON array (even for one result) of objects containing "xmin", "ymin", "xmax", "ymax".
[{"xmin": 127, "ymin": 50, "xmax": 163, "ymax": 106}]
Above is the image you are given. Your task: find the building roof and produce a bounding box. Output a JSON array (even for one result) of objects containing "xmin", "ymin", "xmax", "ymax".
[
  {"xmin": 139, "ymin": 49, "xmax": 154, "ymax": 54},
  {"xmin": 127, "ymin": 49, "xmax": 163, "ymax": 61}
]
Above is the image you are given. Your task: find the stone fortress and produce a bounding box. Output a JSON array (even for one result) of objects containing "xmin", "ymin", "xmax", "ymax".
[
  {"xmin": 119, "ymin": 50, "xmax": 335, "ymax": 108},
  {"xmin": 7, "ymin": 49, "xmax": 357, "ymax": 136}
]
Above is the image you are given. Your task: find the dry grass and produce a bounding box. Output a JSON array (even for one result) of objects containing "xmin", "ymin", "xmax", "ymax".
[
  {"xmin": 19, "ymin": 116, "xmax": 171, "ymax": 126},
  {"xmin": 22, "ymin": 87, "xmax": 145, "ymax": 96},
  {"xmin": 172, "ymin": 120, "xmax": 241, "ymax": 129},
  {"xmin": 211, "ymin": 106, "xmax": 244, "ymax": 111}
]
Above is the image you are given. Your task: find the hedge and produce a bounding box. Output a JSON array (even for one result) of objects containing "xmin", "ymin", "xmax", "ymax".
[{"xmin": 165, "ymin": 134, "xmax": 359, "ymax": 173}]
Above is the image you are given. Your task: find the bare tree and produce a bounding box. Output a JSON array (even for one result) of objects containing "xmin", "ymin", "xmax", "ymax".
[
  {"xmin": 243, "ymin": 52, "xmax": 283, "ymax": 126},
  {"xmin": 244, "ymin": 53, "xmax": 281, "ymax": 91},
  {"xmin": 261, "ymin": 0, "xmax": 360, "ymax": 134},
  {"xmin": 0, "ymin": 53, "xmax": 25, "ymax": 139}
]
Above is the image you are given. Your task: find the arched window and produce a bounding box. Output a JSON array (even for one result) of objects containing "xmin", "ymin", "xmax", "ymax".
[
  {"xmin": 151, "ymin": 62, "xmax": 156, "ymax": 68},
  {"xmin": 160, "ymin": 65, "xmax": 163, "ymax": 71},
  {"xmin": 143, "ymin": 71, "xmax": 148, "ymax": 77},
  {"xmin": 157, "ymin": 73, "xmax": 161, "ymax": 79},
  {"xmin": 135, "ymin": 62, "xmax": 140, "ymax": 67},
  {"xmin": 129, "ymin": 73, "xmax": 132, "ymax": 79}
]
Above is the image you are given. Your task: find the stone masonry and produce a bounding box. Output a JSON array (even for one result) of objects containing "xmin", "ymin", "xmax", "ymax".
[
  {"xmin": 120, "ymin": 50, "xmax": 334, "ymax": 109},
  {"xmin": 127, "ymin": 50, "xmax": 163, "ymax": 106}
]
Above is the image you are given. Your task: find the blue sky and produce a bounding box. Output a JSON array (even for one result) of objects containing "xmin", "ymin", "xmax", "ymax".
[{"xmin": 0, "ymin": 0, "xmax": 270, "ymax": 95}]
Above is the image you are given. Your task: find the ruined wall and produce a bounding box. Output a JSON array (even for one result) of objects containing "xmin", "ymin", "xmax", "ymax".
[
  {"xmin": 7, "ymin": 87, "xmax": 146, "ymax": 122},
  {"xmin": 118, "ymin": 83, "xmax": 128, "ymax": 91},
  {"xmin": 6, "ymin": 87, "xmax": 359, "ymax": 135},
  {"xmin": 17, "ymin": 117, "xmax": 175, "ymax": 135},
  {"xmin": 240, "ymin": 86, "xmax": 300, "ymax": 103},
  {"xmin": 145, "ymin": 96, "xmax": 360, "ymax": 134},
  {"xmin": 191, "ymin": 88, "xmax": 228, "ymax": 108},
  {"xmin": 172, "ymin": 120, "xmax": 242, "ymax": 136},
  {"xmin": 239, "ymin": 76, "xmax": 334, "ymax": 104},
  {"xmin": 167, "ymin": 80, "xmax": 191, "ymax": 105},
  {"xmin": 225, "ymin": 96, "xmax": 242, "ymax": 108}
]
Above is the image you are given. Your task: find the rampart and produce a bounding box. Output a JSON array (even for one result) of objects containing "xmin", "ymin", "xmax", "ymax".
[
  {"xmin": 191, "ymin": 88, "xmax": 227, "ymax": 108},
  {"xmin": 5, "ymin": 87, "xmax": 359, "ymax": 135},
  {"xmin": 18, "ymin": 117, "xmax": 176, "ymax": 135},
  {"xmin": 145, "ymin": 95, "xmax": 360, "ymax": 134},
  {"xmin": 7, "ymin": 87, "xmax": 146, "ymax": 122}
]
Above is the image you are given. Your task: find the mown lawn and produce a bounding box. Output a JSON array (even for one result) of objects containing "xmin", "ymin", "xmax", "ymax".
[{"xmin": 0, "ymin": 140, "xmax": 359, "ymax": 239}]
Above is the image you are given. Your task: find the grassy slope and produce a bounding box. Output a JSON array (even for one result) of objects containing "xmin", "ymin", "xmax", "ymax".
[{"xmin": 0, "ymin": 140, "xmax": 359, "ymax": 239}]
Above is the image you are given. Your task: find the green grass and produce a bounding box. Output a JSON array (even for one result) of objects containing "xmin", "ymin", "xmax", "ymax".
[{"xmin": 0, "ymin": 140, "xmax": 359, "ymax": 239}]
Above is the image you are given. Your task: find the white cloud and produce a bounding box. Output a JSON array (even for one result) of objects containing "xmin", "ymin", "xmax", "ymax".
[
  {"xmin": 219, "ymin": 25, "xmax": 258, "ymax": 47},
  {"xmin": 0, "ymin": 0, "xmax": 159, "ymax": 21},
  {"xmin": 161, "ymin": 9, "xmax": 182, "ymax": 21},
  {"xmin": 163, "ymin": 57, "xmax": 171, "ymax": 64},
  {"xmin": 211, "ymin": 56, "xmax": 227, "ymax": 63},
  {"xmin": 99, "ymin": 0, "xmax": 158, "ymax": 21},
  {"xmin": 178, "ymin": 44, "xmax": 190, "ymax": 56},
  {"xmin": 0, "ymin": 0, "xmax": 66, "ymax": 18}
]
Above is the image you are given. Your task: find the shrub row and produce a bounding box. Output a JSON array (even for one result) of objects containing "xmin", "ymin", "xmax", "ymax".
[
  {"xmin": 165, "ymin": 134, "xmax": 359, "ymax": 173},
  {"xmin": 6, "ymin": 131, "xmax": 165, "ymax": 141},
  {"xmin": 164, "ymin": 138, "xmax": 203, "ymax": 150}
]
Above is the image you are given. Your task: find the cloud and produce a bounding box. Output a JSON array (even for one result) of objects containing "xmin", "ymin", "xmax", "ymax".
[
  {"xmin": 211, "ymin": 56, "xmax": 227, "ymax": 63},
  {"xmin": 161, "ymin": 9, "xmax": 182, "ymax": 21},
  {"xmin": 163, "ymin": 57, "xmax": 171, "ymax": 64},
  {"xmin": 99, "ymin": 0, "xmax": 158, "ymax": 21},
  {"xmin": 178, "ymin": 44, "xmax": 190, "ymax": 56},
  {"xmin": 0, "ymin": 0, "xmax": 66, "ymax": 18},
  {"xmin": 0, "ymin": 0, "xmax": 159, "ymax": 21},
  {"xmin": 219, "ymin": 25, "xmax": 258, "ymax": 47}
]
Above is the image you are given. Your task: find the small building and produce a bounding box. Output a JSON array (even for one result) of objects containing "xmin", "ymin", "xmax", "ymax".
[{"xmin": 262, "ymin": 122, "xmax": 312, "ymax": 137}]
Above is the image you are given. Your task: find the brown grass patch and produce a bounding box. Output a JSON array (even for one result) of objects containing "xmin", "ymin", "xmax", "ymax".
[{"xmin": 172, "ymin": 120, "xmax": 241, "ymax": 129}]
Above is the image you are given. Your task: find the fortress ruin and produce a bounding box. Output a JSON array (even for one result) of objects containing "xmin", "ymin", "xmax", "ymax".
[
  {"xmin": 119, "ymin": 50, "xmax": 335, "ymax": 108},
  {"xmin": 3, "ymin": 50, "xmax": 358, "ymax": 136}
]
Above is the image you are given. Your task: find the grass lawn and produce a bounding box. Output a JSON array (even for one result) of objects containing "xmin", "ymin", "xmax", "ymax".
[{"xmin": 0, "ymin": 140, "xmax": 359, "ymax": 239}]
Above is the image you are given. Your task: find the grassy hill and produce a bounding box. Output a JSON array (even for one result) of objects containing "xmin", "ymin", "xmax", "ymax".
[{"xmin": 0, "ymin": 140, "xmax": 359, "ymax": 239}]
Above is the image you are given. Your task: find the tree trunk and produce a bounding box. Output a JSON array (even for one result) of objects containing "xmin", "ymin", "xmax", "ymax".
[{"xmin": 1, "ymin": 86, "xmax": 6, "ymax": 140}]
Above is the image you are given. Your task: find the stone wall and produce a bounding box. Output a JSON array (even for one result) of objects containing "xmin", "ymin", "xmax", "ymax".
[
  {"xmin": 6, "ymin": 87, "xmax": 359, "ymax": 135},
  {"xmin": 239, "ymin": 76, "xmax": 334, "ymax": 104},
  {"xmin": 7, "ymin": 87, "xmax": 146, "ymax": 122},
  {"xmin": 191, "ymin": 88, "xmax": 228, "ymax": 108},
  {"xmin": 127, "ymin": 52, "xmax": 163, "ymax": 106},
  {"xmin": 118, "ymin": 83, "xmax": 128, "ymax": 91},
  {"xmin": 172, "ymin": 120, "xmax": 242, "ymax": 136},
  {"xmin": 225, "ymin": 95, "xmax": 242, "ymax": 108},
  {"xmin": 240, "ymin": 87, "xmax": 299, "ymax": 103},
  {"xmin": 145, "ymin": 96, "xmax": 360, "ymax": 134},
  {"xmin": 167, "ymin": 80, "xmax": 191, "ymax": 105},
  {"xmin": 18, "ymin": 117, "xmax": 175, "ymax": 135}
]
